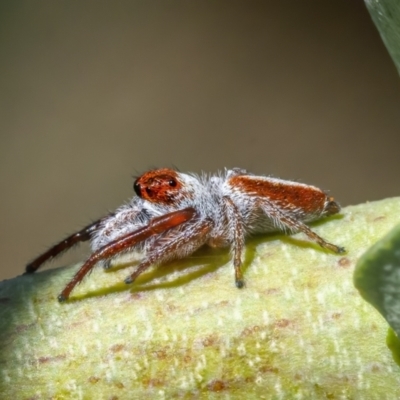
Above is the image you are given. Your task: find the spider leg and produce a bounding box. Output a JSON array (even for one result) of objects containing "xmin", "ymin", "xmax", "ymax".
[
  {"xmin": 259, "ymin": 200, "xmax": 345, "ymax": 253},
  {"xmin": 223, "ymin": 197, "xmax": 246, "ymax": 288},
  {"xmin": 58, "ymin": 207, "xmax": 196, "ymax": 302},
  {"xmin": 124, "ymin": 217, "xmax": 213, "ymax": 284},
  {"xmin": 25, "ymin": 217, "xmax": 110, "ymax": 274}
]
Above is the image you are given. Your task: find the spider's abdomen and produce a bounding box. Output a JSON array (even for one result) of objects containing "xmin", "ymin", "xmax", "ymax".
[{"xmin": 229, "ymin": 175, "xmax": 339, "ymax": 214}]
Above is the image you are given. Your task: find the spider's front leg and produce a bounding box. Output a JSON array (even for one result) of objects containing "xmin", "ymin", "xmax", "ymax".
[
  {"xmin": 57, "ymin": 207, "xmax": 197, "ymax": 302},
  {"xmin": 25, "ymin": 217, "xmax": 109, "ymax": 274},
  {"xmin": 124, "ymin": 217, "xmax": 213, "ymax": 285}
]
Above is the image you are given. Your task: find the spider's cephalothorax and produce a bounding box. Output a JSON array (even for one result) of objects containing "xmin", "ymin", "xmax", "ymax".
[{"xmin": 25, "ymin": 168, "xmax": 345, "ymax": 302}]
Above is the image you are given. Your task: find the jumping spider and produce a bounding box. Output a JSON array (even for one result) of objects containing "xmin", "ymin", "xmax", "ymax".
[{"xmin": 25, "ymin": 168, "xmax": 344, "ymax": 302}]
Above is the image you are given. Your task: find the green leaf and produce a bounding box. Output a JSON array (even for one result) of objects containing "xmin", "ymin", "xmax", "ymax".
[
  {"xmin": 354, "ymin": 222, "xmax": 400, "ymax": 365},
  {"xmin": 387, "ymin": 328, "xmax": 400, "ymax": 366},
  {"xmin": 1, "ymin": 198, "xmax": 400, "ymax": 398},
  {"xmin": 365, "ymin": 0, "xmax": 400, "ymax": 75}
]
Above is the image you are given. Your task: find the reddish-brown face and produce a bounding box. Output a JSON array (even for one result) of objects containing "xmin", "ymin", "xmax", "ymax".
[{"xmin": 133, "ymin": 168, "xmax": 182, "ymax": 204}]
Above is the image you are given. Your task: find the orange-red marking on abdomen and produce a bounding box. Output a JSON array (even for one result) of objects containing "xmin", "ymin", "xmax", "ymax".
[{"xmin": 228, "ymin": 176, "xmax": 326, "ymax": 214}]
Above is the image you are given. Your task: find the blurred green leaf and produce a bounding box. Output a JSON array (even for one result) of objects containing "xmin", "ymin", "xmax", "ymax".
[
  {"xmin": 365, "ymin": 0, "xmax": 400, "ymax": 75},
  {"xmin": 387, "ymin": 328, "xmax": 400, "ymax": 366},
  {"xmin": 354, "ymin": 223, "xmax": 400, "ymax": 364}
]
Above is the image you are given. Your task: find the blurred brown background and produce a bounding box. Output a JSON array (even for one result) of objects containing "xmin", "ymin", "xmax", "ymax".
[{"xmin": 1, "ymin": 1, "xmax": 399, "ymax": 280}]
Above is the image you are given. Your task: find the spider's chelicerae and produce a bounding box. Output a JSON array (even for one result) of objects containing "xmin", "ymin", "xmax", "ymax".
[{"xmin": 26, "ymin": 168, "xmax": 345, "ymax": 302}]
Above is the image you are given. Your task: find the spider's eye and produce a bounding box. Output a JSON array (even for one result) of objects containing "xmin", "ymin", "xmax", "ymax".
[
  {"xmin": 168, "ymin": 178, "xmax": 177, "ymax": 187},
  {"xmin": 133, "ymin": 180, "xmax": 141, "ymax": 197}
]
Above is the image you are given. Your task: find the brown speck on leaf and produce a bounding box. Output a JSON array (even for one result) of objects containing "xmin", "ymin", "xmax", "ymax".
[
  {"xmin": 207, "ymin": 379, "xmax": 227, "ymax": 392},
  {"xmin": 341, "ymin": 375, "xmax": 351, "ymax": 384},
  {"xmin": 37, "ymin": 354, "xmax": 66, "ymax": 364},
  {"xmin": 275, "ymin": 319, "xmax": 291, "ymax": 328},
  {"xmin": 110, "ymin": 344, "xmax": 125, "ymax": 353},
  {"xmin": 129, "ymin": 293, "xmax": 143, "ymax": 301},
  {"xmin": 202, "ymin": 334, "xmax": 219, "ymax": 347},
  {"xmin": 259, "ymin": 364, "xmax": 279, "ymax": 374},
  {"xmin": 370, "ymin": 322, "xmax": 379, "ymax": 331},
  {"xmin": 265, "ymin": 288, "xmax": 280, "ymax": 295},
  {"xmin": 373, "ymin": 215, "xmax": 386, "ymax": 222},
  {"xmin": 331, "ymin": 312, "xmax": 342, "ymax": 320},
  {"xmin": 70, "ymin": 321, "xmax": 85, "ymax": 329},
  {"xmin": 88, "ymin": 376, "xmax": 100, "ymax": 384},
  {"xmin": 338, "ymin": 257, "xmax": 351, "ymax": 268},
  {"xmin": 142, "ymin": 377, "xmax": 164, "ymax": 387},
  {"xmin": 15, "ymin": 323, "xmax": 35, "ymax": 334},
  {"xmin": 153, "ymin": 348, "xmax": 168, "ymax": 359},
  {"xmin": 370, "ymin": 363, "xmax": 382, "ymax": 373},
  {"xmin": 114, "ymin": 382, "xmax": 124, "ymax": 389},
  {"xmin": 241, "ymin": 325, "xmax": 261, "ymax": 337},
  {"xmin": 165, "ymin": 303, "xmax": 177, "ymax": 312}
]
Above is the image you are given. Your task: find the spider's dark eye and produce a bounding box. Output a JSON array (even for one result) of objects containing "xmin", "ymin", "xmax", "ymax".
[
  {"xmin": 133, "ymin": 180, "xmax": 141, "ymax": 197},
  {"xmin": 169, "ymin": 179, "xmax": 177, "ymax": 187}
]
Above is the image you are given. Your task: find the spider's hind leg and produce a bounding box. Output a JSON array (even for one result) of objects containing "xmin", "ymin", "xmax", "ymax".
[
  {"xmin": 223, "ymin": 196, "xmax": 246, "ymax": 289},
  {"xmin": 260, "ymin": 201, "xmax": 345, "ymax": 254}
]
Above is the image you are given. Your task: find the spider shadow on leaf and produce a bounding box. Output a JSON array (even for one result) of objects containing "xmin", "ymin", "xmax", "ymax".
[
  {"xmin": 66, "ymin": 238, "xmax": 264, "ymax": 302},
  {"xmin": 67, "ymin": 214, "xmax": 344, "ymax": 302}
]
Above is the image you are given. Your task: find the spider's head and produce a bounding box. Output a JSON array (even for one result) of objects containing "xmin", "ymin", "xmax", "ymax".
[{"xmin": 133, "ymin": 168, "xmax": 185, "ymax": 205}]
